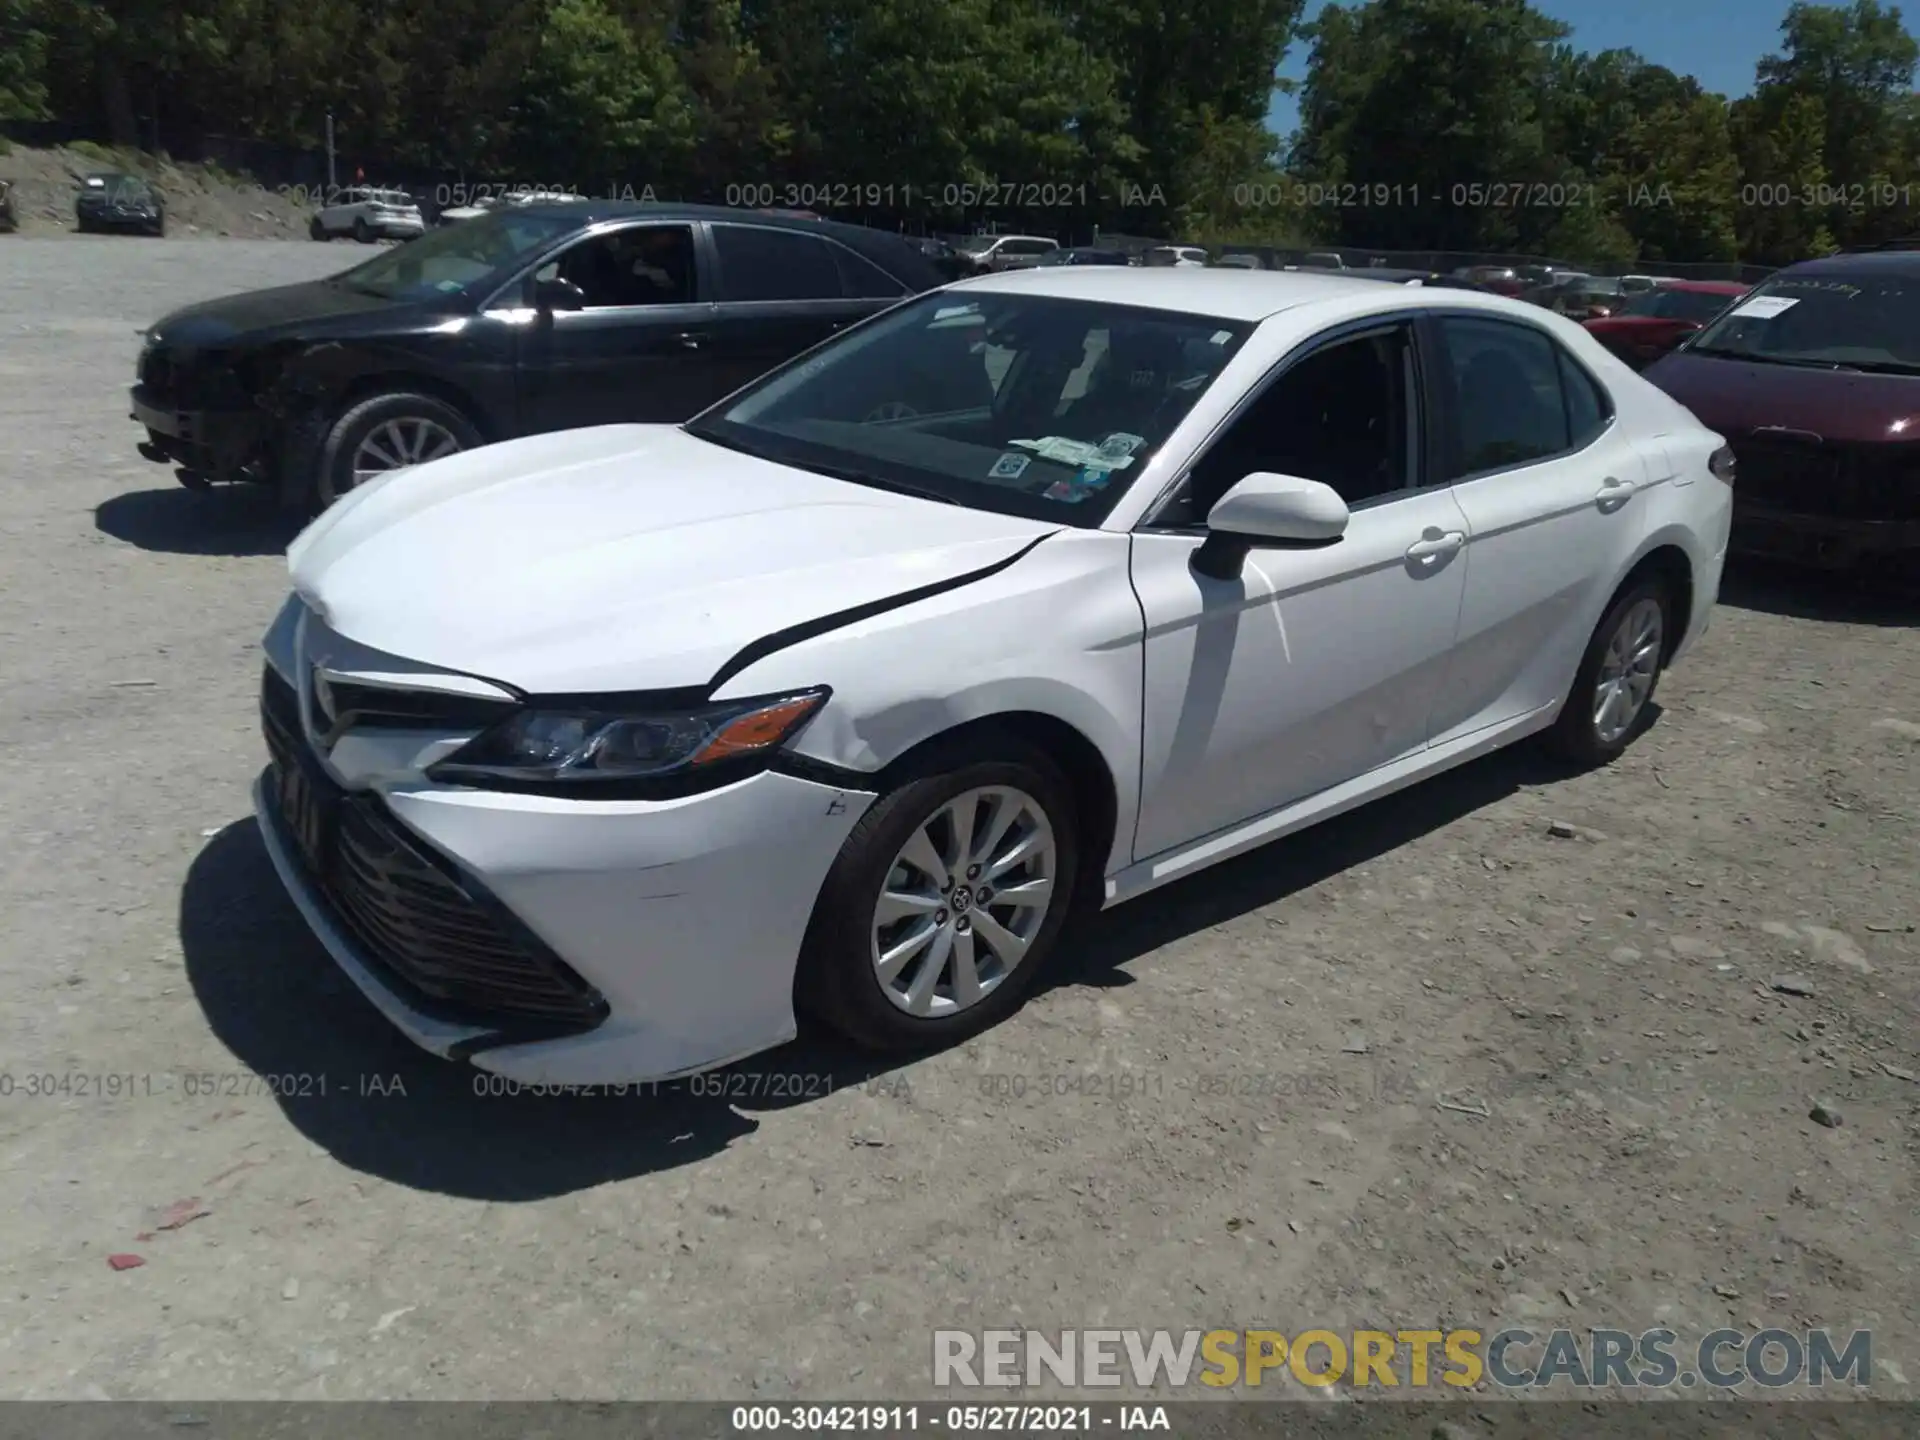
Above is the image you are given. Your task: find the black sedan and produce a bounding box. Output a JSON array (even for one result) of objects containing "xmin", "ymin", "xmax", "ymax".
[
  {"xmin": 131, "ymin": 202, "xmax": 946, "ymax": 509},
  {"xmin": 77, "ymin": 173, "xmax": 165, "ymax": 235}
]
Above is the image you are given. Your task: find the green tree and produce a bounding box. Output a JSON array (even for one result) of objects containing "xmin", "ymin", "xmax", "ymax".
[
  {"xmin": 0, "ymin": 0, "xmax": 54, "ymax": 122},
  {"xmin": 511, "ymin": 0, "xmax": 695, "ymax": 189},
  {"xmin": 1752, "ymin": 0, "xmax": 1919, "ymax": 246},
  {"xmin": 1613, "ymin": 91, "xmax": 1741, "ymax": 262},
  {"xmin": 1730, "ymin": 90, "xmax": 1837, "ymax": 262},
  {"xmin": 1289, "ymin": 0, "xmax": 1574, "ymax": 254}
]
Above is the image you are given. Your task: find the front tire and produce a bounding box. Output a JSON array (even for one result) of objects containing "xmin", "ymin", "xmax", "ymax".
[
  {"xmin": 799, "ymin": 738, "xmax": 1081, "ymax": 1052},
  {"xmin": 1546, "ymin": 576, "xmax": 1672, "ymax": 766},
  {"xmin": 313, "ymin": 391, "xmax": 480, "ymax": 509},
  {"xmin": 309, "ymin": 216, "xmax": 328, "ymax": 241},
  {"xmin": 352, "ymin": 216, "xmax": 374, "ymax": 243}
]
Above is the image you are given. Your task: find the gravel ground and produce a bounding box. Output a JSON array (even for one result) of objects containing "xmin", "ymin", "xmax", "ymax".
[{"xmin": 0, "ymin": 238, "xmax": 1915, "ymax": 1403}]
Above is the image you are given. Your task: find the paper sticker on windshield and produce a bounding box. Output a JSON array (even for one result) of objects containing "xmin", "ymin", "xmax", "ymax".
[
  {"xmin": 1010, "ymin": 436, "xmax": 1135, "ymax": 471},
  {"xmin": 988, "ymin": 452, "xmax": 1031, "ymax": 480},
  {"xmin": 933, "ymin": 304, "xmax": 979, "ymax": 320},
  {"xmin": 1730, "ymin": 295, "xmax": 1800, "ymax": 319},
  {"xmin": 1097, "ymin": 432, "xmax": 1146, "ymax": 462},
  {"xmin": 1210, "ymin": 330, "xmax": 1233, "ymax": 345}
]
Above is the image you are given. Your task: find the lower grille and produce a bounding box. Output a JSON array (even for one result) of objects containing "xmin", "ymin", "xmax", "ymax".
[
  {"xmin": 260, "ymin": 666, "xmax": 606, "ymax": 1030},
  {"xmin": 1731, "ymin": 438, "xmax": 1841, "ymax": 513}
]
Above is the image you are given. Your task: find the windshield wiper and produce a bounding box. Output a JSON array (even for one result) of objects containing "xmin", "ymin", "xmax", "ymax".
[
  {"xmin": 1835, "ymin": 359, "xmax": 1920, "ymax": 376},
  {"xmin": 1684, "ymin": 347, "xmax": 1848, "ymax": 370}
]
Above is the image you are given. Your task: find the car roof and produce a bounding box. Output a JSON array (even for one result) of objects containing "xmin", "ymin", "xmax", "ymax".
[
  {"xmin": 953, "ymin": 264, "xmax": 1551, "ymax": 322},
  {"xmin": 1776, "ymin": 250, "xmax": 1920, "ymax": 279},
  {"xmin": 514, "ymin": 200, "xmax": 948, "ymax": 287}
]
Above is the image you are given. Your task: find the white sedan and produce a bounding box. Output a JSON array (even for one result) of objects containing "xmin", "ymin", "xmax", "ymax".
[{"xmin": 255, "ymin": 268, "xmax": 1733, "ymax": 1083}]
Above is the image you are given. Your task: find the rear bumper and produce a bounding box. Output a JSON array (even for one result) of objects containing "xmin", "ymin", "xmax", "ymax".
[{"xmin": 1731, "ymin": 502, "xmax": 1920, "ymax": 568}]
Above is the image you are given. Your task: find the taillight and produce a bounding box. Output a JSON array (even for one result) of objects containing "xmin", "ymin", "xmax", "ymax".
[{"xmin": 1708, "ymin": 445, "xmax": 1736, "ymax": 486}]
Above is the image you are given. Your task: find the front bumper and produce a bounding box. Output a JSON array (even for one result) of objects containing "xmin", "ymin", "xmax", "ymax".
[
  {"xmin": 79, "ymin": 207, "xmax": 161, "ymax": 229},
  {"xmin": 130, "ymin": 384, "xmax": 271, "ymax": 476},
  {"xmin": 1731, "ymin": 502, "xmax": 1920, "ymax": 568},
  {"xmin": 255, "ymin": 696, "xmax": 876, "ymax": 1084}
]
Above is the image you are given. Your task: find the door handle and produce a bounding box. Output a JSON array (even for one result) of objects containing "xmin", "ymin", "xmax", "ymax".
[
  {"xmin": 1404, "ymin": 529, "xmax": 1465, "ymax": 565},
  {"xmin": 1594, "ymin": 476, "xmax": 1633, "ymax": 513},
  {"xmin": 674, "ymin": 331, "xmax": 703, "ymax": 351}
]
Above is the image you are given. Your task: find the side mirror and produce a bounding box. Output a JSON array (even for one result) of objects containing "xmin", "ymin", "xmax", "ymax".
[
  {"xmin": 533, "ymin": 276, "xmax": 586, "ymax": 312},
  {"xmin": 1192, "ymin": 472, "xmax": 1349, "ymax": 580}
]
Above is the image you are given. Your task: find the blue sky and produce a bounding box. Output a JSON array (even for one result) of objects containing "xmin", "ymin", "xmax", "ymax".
[{"xmin": 1267, "ymin": 0, "xmax": 1806, "ymax": 142}]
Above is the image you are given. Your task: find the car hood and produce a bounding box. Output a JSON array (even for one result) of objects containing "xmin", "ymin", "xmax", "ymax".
[
  {"xmin": 147, "ymin": 278, "xmax": 426, "ymax": 348},
  {"xmin": 1644, "ymin": 349, "xmax": 1920, "ymax": 445},
  {"xmin": 286, "ymin": 424, "xmax": 1060, "ymax": 695}
]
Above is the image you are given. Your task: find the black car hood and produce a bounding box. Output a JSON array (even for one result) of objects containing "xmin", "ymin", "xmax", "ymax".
[{"xmin": 148, "ymin": 279, "xmax": 430, "ymax": 348}]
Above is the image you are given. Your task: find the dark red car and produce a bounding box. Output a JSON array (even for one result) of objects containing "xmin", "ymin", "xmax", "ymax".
[
  {"xmin": 1584, "ymin": 280, "xmax": 1748, "ymax": 369},
  {"xmin": 1643, "ymin": 252, "xmax": 1920, "ymax": 572}
]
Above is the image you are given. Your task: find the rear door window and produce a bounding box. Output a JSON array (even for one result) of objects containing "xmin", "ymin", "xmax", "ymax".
[{"xmin": 713, "ymin": 225, "xmax": 844, "ymax": 301}]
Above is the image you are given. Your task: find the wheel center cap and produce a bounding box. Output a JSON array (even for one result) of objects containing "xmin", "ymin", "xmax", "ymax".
[{"xmin": 951, "ymin": 886, "xmax": 973, "ymax": 914}]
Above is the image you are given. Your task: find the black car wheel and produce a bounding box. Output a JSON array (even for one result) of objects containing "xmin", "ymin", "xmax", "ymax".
[
  {"xmin": 797, "ymin": 733, "xmax": 1082, "ymax": 1053},
  {"xmin": 74, "ymin": 214, "xmax": 91, "ymax": 234},
  {"xmin": 149, "ymin": 214, "xmax": 165, "ymax": 237},
  {"xmin": 309, "ymin": 216, "xmax": 328, "ymax": 241},
  {"xmin": 352, "ymin": 216, "xmax": 374, "ymax": 243},
  {"xmin": 1546, "ymin": 575, "xmax": 1673, "ymax": 766},
  {"xmin": 314, "ymin": 391, "xmax": 482, "ymax": 509}
]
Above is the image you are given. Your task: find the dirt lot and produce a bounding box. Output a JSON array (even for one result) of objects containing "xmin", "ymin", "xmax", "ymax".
[{"xmin": 0, "ymin": 237, "xmax": 1914, "ymax": 1404}]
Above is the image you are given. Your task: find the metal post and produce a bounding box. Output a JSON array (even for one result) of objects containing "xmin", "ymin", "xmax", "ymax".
[{"xmin": 325, "ymin": 112, "xmax": 336, "ymax": 191}]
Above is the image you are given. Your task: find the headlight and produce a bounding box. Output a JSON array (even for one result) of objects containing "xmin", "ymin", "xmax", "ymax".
[{"xmin": 428, "ymin": 688, "xmax": 829, "ymax": 787}]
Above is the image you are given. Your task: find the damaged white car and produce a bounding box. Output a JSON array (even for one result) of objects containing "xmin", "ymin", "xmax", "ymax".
[{"xmin": 256, "ymin": 266, "xmax": 1732, "ymax": 1083}]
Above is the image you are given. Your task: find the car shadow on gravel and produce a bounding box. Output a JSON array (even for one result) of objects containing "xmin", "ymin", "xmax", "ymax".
[
  {"xmin": 1050, "ymin": 741, "xmax": 1567, "ymax": 992},
  {"xmin": 95, "ymin": 484, "xmax": 304, "ymax": 556},
  {"xmin": 179, "ymin": 817, "xmax": 917, "ymax": 1200},
  {"xmin": 181, "ymin": 742, "xmax": 1566, "ymax": 1199},
  {"xmin": 1719, "ymin": 558, "xmax": 1920, "ymax": 627}
]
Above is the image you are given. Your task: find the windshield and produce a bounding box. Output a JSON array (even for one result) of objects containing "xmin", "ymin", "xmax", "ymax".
[
  {"xmin": 333, "ymin": 209, "xmax": 579, "ymax": 301},
  {"xmin": 1688, "ymin": 274, "xmax": 1920, "ymax": 369},
  {"xmin": 958, "ymin": 236, "xmax": 997, "ymax": 255},
  {"xmin": 1619, "ymin": 288, "xmax": 1741, "ymax": 323},
  {"xmin": 684, "ymin": 291, "xmax": 1254, "ymax": 525}
]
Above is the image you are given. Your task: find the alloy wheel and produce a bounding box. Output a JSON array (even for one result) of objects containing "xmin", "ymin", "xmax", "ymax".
[
  {"xmin": 1592, "ymin": 596, "xmax": 1663, "ymax": 745},
  {"xmin": 869, "ymin": 785, "xmax": 1058, "ymax": 1018},
  {"xmin": 349, "ymin": 416, "xmax": 461, "ymax": 491}
]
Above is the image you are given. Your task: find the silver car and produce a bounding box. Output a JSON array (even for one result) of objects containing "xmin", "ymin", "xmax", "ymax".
[{"xmin": 956, "ymin": 235, "xmax": 1060, "ymax": 272}]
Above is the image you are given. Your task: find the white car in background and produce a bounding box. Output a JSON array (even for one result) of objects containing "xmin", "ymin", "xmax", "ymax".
[
  {"xmin": 957, "ymin": 234, "xmax": 1060, "ymax": 272},
  {"xmin": 1144, "ymin": 245, "xmax": 1209, "ymax": 267},
  {"xmin": 256, "ymin": 267, "xmax": 1732, "ymax": 1084},
  {"xmin": 435, "ymin": 190, "xmax": 587, "ymax": 227},
  {"xmin": 310, "ymin": 187, "xmax": 426, "ymax": 243}
]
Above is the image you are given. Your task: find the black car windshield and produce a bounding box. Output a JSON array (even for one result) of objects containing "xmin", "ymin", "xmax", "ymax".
[
  {"xmin": 1621, "ymin": 288, "xmax": 1742, "ymax": 322},
  {"xmin": 333, "ymin": 209, "xmax": 579, "ymax": 301},
  {"xmin": 86, "ymin": 173, "xmax": 152, "ymax": 201},
  {"xmin": 685, "ymin": 291, "xmax": 1254, "ymax": 525},
  {"xmin": 1688, "ymin": 274, "xmax": 1920, "ymax": 368}
]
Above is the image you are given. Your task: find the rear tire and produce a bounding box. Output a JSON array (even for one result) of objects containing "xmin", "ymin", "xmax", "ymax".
[
  {"xmin": 352, "ymin": 216, "xmax": 374, "ymax": 243},
  {"xmin": 1545, "ymin": 576, "xmax": 1672, "ymax": 766},
  {"xmin": 798, "ymin": 736, "xmax": 1081, "ymax": 1053},
  {"xmin": 314, "ymin": 391, "xmax": 481, "ymax": 509},
  {"xmin": 309, "ymin": 216, "xmax": 328, "ymax": 241}
]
